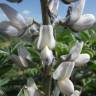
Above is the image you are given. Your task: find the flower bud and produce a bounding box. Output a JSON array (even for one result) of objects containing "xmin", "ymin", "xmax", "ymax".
[
  {"xmin": 53, "ymin": 62, "xmax": 75, "ymax": 80},
  {"xmin": 37, "ymin": 25, "xmax": 56, "ymax": 50},
  {"xmin": 69, "ymin": 41, "xmax": 84, "ymax": 61},
  {"xmin": 75, "ymin": 53, "xmax": 90, "ymax": 66},
  {"xmin": 58, "ymin": 78, "xmax": 74, "ymax": 95},
  {"xmin": 41, "ymin": 46, "xmax": 54, "ymax": 66},
  {"xmin": 26, "ymin": 78, "xmax": 40, "ymax": 96},
  {"xmin": 71, "ymin": 90, "xmax": 81, "ymax": 96}
]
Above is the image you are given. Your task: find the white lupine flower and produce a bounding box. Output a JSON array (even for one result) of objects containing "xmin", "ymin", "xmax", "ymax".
[
  {"xmin": 75, "ymin": 53, "xmax": 90, "ymax": 66},
  {"xmin": 18, "ymin": 45, "xmax": 32, "ymax": 61},
  {"xmin": 11, "ymin": 54, "xmax": 28, "ymax": 67},
  {"xmin": 26, "ymin": 78, "xmax": 40, "ymax": 96},
  {"xmin": 0, "ymin": 21, "xmax": 20, "ymax": 37},
  {"xmin": 60, "ymin": 42, "xmax": 84, "ymax": 61},
  {"xmin": 72, "ymin": 14, "xmax": 96, "ymax": 32},
  {"xmin": 58, "ymin": 78, "xmax": 74, "ymax": 96},
  {"xmin": 10, "ymin": 45, "xmax": 31, "ymax": 67},
  {"xmin": 41, "ymin": 46, "xmax": 54, "ymax": 66},
  {"xmin": 0, "ymin": 3, "xmax": 40, "ymax": 39},
  {"xmin": 37, "ymin": 25, "xmax": 56, "ymax": 50},
  {"xmin": 71, "ymin": 90, "xmax": 81, "ymax": 96},
  {"xmin": 49, "ymin": 0, "xmax": 60, "ymax": 17},
  {"xmin": 63, "ymin": 0, "xmax": 96, "ymax": 32},
  {"xmin": 69, "ymin": 41, "xmax": 84, "ymax": 61},
  {"xmin": 53, "ymin": 62, "xmax": 75, "ymax": 80},
  {"xmin": 0, "ymin": 3, "xmax": 27, "ymax": 29},
  {"xmin": 62, "ymin": 0, "xmax": 86, "ymax": 26},
  {"xmin": 69, "ymin": 0, "xmax": 86, "ymax": 24}
]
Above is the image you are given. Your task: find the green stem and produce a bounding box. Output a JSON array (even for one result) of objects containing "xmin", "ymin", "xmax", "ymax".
[{"xmin": 40, "ymin": 0, "xmax": 49, "ymax": 25}]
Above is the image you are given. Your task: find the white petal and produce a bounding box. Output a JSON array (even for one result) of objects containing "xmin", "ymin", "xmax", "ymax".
[
  {"xmin": 69, "ymin": 0, "xmax": 86, "ymax": 24},
  {"xmin": 0, "ymin": 21, "xmax": 19, "ymax": 37},
  {"xmin": 37, "ymin": 25, "xmax": 56, "ymax": 49},
  {"xmin": 18, "ymin": 45, "xmax": 32, "ymax": 61},
  {"xmin": 53, "ymin": 62, "xmax": 75, "ymax": 80},
  {"xmin": 26, "ymin": 78, "xmax": 39, "ymax": 96},
  {"xmin": 69, "ymin": 41, "xmax": 84, "ymax": 61},
  {"xmin": 72, "ymin": 14, "xmax": 96, "ymax": 31},
  {"xmin": 60, "ymin": 54, "xmax": 68, "ymax": 61},
  {"xmin": 0, "ymin": 3, "xmax": 27, "ymax": 29},
  {"xmin": 75, "ymin": 53, "xmax": 90, "ymax": 66},
  {"xmin": 58, "ymin": 78, "xmax": 74, "ymax": 95},
  {"xmin": 19, "ymin": 55, "xmax": 29, "ymax": 67},
  {"xmin": 71, "ymin": 90, "xmax": 81, "ymax": 96},
  {"xmin": 11, "ymin": 47, "xmax": 30, "ymax": 68},
  {"xmin": 11, "ymin": 54, "xmax": 28, "ymax": 67},
  {"xmin": 49, "ymin": 0, "xmax": 60, "ymax": 16},
  {"xmin": 41, "ymin": 46, "xmax": 54, "ymax": 66}
]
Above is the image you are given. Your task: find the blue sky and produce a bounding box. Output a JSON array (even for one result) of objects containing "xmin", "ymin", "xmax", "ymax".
[{"xmin": 0, "ymin": 0, "xmax": 96, "ymax": 23}]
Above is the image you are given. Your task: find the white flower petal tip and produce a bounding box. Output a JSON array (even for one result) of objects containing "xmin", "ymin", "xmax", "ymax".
[
  {"xmin": 26, "ymin": 78, "xmax": 40, "ymax": 96},
  {"xmin": 75, "ymin": 54, "xmax": 90, "ymax": 67},
  {"xmin": 37, "ymin": 25, "xmax": 56, "ymax": 50},
  {"xmin": 49, "ymin": 0, "xmax": 60, "ymax": 16},
  {"xmin": 60, "ymin": 54, "xmax": 68, "ymax": 61},
  {"xmin": 71, "ymin": 90, "xmax": 81, "ymax": 96},
  {"xmin": 41, "ymin": 46, "xmax": 54, "ymax": 66},
  {"xmin": 53, "ymin": 62, "xmax": 75, "ymax": 80},
  {"xmin": 69, "ymin": 41, "xmax": 84, "ymax": 61},
  {"xmin": 58, "ymin": 78, "xmax": 74, "ymax": 95}
]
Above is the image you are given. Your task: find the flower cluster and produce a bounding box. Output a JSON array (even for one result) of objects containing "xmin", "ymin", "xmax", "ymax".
[
  {"xmin": 0, "ymin": 3, "xmax": 40, "ymax": 40},
  {"xmin": 60, "ymin": 0, "xmax": 96, "ymax": 32},
  {"xmin": 37, "ymin": 25, "xmax": 56, "ymax": 67},
  {"xmin": 0, "ymin": 0, "xmax": 93, "ymax": 96},
  {"xmin": 53, "ymin": 42, "xmax": 90, "ymax": 96}
]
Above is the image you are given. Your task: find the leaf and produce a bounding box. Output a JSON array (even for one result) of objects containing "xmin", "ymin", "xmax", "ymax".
[
  {"xmin": 0, "ymin": 78, "xmax": 10, "ymax": 87},
  {"xmin": 52, "ymin": 86, "xmax": 60, "ymax": 96}
]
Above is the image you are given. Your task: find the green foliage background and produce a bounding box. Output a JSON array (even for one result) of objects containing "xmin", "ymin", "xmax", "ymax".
[{"xmin": 0, "ymin": 26, "xmax": 96, "ymax": 96}]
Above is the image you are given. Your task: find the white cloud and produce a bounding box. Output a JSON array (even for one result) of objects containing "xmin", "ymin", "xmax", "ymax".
[
  {"xmin": 0, "ymin": 12, "xmax": 8, "ymax": 22},
  {"xmin": 22, "ymin": 10, "xmax": 31, "ymax": 15}
]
